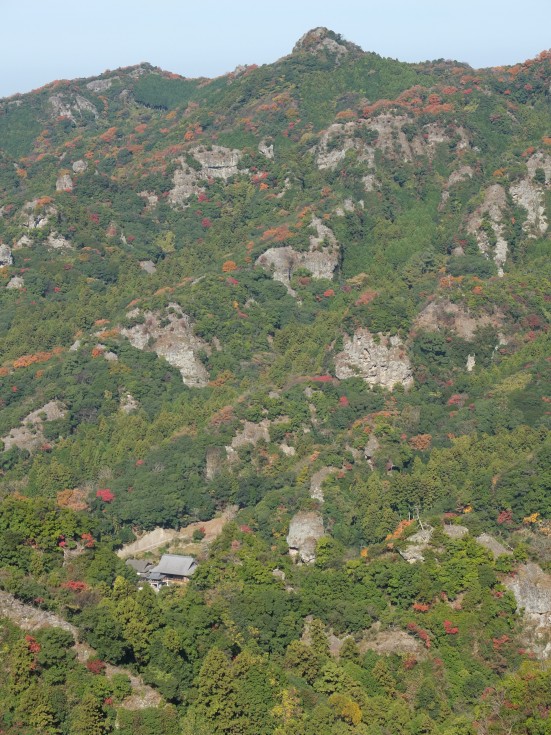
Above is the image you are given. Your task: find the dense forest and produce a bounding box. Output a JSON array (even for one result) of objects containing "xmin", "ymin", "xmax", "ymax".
[{"xmin": 0, "ymin": 27, "xmax": 550, "ymax": 734}]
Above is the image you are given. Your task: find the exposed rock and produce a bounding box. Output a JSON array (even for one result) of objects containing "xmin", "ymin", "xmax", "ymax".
[
  {"xmin": 228, "ymin": 419, "xmax": 271, "ymax": 450},
  {"xmin": 443, "ymin": 524, "xmax": 469, "ymax": 539},
  {"xmin": 72, "ymin": 159, "xmax": 88, "ymax": 173},
  {"xmin": 0, "ymin": 243, "xmax": 13, "ymax": 265},
  {"xmin": 256, "ymin": 216, "xmax": 339, "ymax": 294},
  {"xmin": 86, "ymin": 76, "xmax": 119, "ymax": 92},
  {"xmin": 117, "ymin": 506, "xmax": 237, "ymax": 559},
  {"xmin": 504, "ymin": 563, "xmax": 551, "ymax": 659},
  {"xmin": 139, "ymin": 260, "xmax": 156, "ymax": 274},
  {"xmin": 103, "ymin": 351, "xmax": 118, "ymax": 362},
  {"xmin": 287, "ymin": 511, "xmax": 324, "ymax": 564},
  {"xmin": 466, "ymin": 354, "xmax": 476, "ymax": 372},
  {"xmin": 293, "ymin": 27, "xmax": 357, "ymax": 60},
  {"xmin": 120, "ymin": 393, "xmax": 139, "ymax": 414},
  {"xmin": 360, "ymin": 622, "xmax": 426, "ymax": 657},
  {"xmin": 21, "ymin": 199, "xmax": 57, "ymax": 230},
  {"xmin": 335, "ymin": 329, "xmax": 413, "ymax": 390},
  {"xmin": 6, "ymin": 275, "xmax": 24, "ymax": 290},
  {"xmin": 316, "ymin": 117, "xmax": 468, "ymax": 171},
  {"xmin": 310, "ymin": 466, "xmax": 338, "ymax": 502},
  {"xmin": 399, "ymin": 527, "xmax": 433, "ymax": 563},
  {"xmin": 48, "ymin": 93, "xmax": 98, "ymax": 123},
  {"xmin": 168, "ymin": 145, "xmax": 245, "ymax": 207},
  {"xmin": 440, "ymin": 165, "xmax": 474, "ymax": 208},
  {"xmin": 258, "ymin": 140, "xmax": 274, "ymax": 159},
  {"xmin": 510, "ymin": 177, "xmax": 547, "ymax": 237},
  {"xmin": 46, "ymin": 232, "xmax": 72, "ymax": 250},
  {"xmin": 414, "ymin": 299, "xmax": 503, "ymax": 340},
  {"xmin": 476, "ymin": 533, "xmax": 512, "ymax": 558},
  {"xmin": 15, "ymin": 234, "xmax": 33, "ymax": 249},
  {"xmin": 279, "ymin": 442, "xmax": 296, "ymax": 457},
  {"xmin": 56, "ymin": 173, "xmax": 73, "ymax": 192},
  {"xmin": 138, "ymin": 191, "xmax": 158, "ymax": 208},
  {"xmin": 362, "ymin": 173, "xmax": 377, "ymax": 192},
  {"xmin": 69, "ymin": 339, "xmax": 81, "ymax": 352},
  {"xmin": 121, "ymin": 303, "xmax": 210, "ymax": 387},
  {"xmin": 364, "ymin": 434, "xmax": 380, "ymax": 468},
  {"xmin": 526, "ymin": 151, "xmax": 551, "ymax": 183},
  {"xmin": 0, "ymin": 589, "xmax": 161, "ymax": 709},
  {"xmin": 467, "ymin": 184, "xmax": 509, "ymax": 275},
  {"xmin": 2, "ymin": 401, "xmax": 66, "ymax": 453}
]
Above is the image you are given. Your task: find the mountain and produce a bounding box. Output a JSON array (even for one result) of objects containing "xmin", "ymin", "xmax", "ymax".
[{"xmin": 0, "ymin": 28, "xmax": 550, "ymax": 734}]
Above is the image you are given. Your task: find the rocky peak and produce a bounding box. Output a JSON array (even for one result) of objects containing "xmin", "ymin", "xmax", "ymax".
[{"xmin": 292, "ymin": 28, "xmax": 360, "ymax": 59}]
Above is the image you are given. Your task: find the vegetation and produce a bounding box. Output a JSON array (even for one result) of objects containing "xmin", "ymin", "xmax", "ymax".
[{"xmin": 0, "ymin": 27, "xmax": 550, "ymax": 734}]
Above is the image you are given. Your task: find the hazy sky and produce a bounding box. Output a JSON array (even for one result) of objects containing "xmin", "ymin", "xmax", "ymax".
[{"xmin": 1, "ymin": 0, "xmax": 550, "ymax": 98}]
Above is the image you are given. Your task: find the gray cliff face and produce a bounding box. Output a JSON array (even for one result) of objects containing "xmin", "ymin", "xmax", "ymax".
[
  {"xmin": 121, "ymin": 303, "xmax": 210, "ymax": 387},
  {"xmin": 334, "ymin": 330, "xmax": 413, "ymax": 389},
  {"xmin": 169, "ymin": 146, "xmax": 246, "ymax": 207},
  {"xmin": 287, "ymin": 511, "xmax": 324, "ymax": 564},
  {"xmin": 256, "ymin": 217, "xmax": 339, "ymax": 293},
  {"xmin": 1, "ymin": 401, "xmax": 66, "ymax": 453},
  {"xmin": 504, "ymin": 563, "xmax": 551, "ymax": 659},
  {"xmin": 467, "ymin": 184, "xmax": 509, "ymax": 275},
  {"xmin": 316, "ymin": 118, "xmax": 469, "ymax": 171},
  {"xmin": 0, "ymin": 243, "xmax": 13, "ymax": 266}
]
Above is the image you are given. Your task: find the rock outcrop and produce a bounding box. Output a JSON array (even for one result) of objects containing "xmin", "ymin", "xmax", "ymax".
[
  {"xmin": 504, "ymin": 563, "xmax": 551, "ymax": 659},
  {"xmin": 467, "ymin": 184, "xmax": 509, "ymax": 275},
  {"xmin": 6, "ymin": 276, "xmax": 24, "ymax": 290},
  {"xmin": 121, "ymin": 303, "xmax": 210, "ymax": 387},
  {"xmin": 0, "ymin": 243, "xmax": 13, "ymax": 266},
  {"xmin": 399, "ymin": 527, "xmax": 433, "ymax": 563},
  {"xmin": 335, "ymin": 330, "xmax": 413, "ymax": 389},
  {"xmin": 56, "ymin": 173, "xmax": 73, "ymax": 192},
  {"xmin": 292, "ymin": 27, "xmax": 359, "ymax": 60},
  {"xmin": 510, "ymin": 176, "xmax": 548, "ymax": 238},
  {"xmin": 414, "ymin": 299, "xmax": 503, "ymax": 340},
  {"xmin": 287, "ymin": 511, "xmax": 324, "ymax": 564},
  {"xmin": 2, "ymin": 401, "xmax": 66, "ymax": 453},
  {"xmin": 72, "ymin": 159, "xmax": 88, "ymax": 173},
  {"xmin": 316, "ymin": 117, "xmax": 469, "ymax": 171},
  {"xmin": 475, "ymin": 533, "xmax": 512, "ymax": 558},
  {"xmin": 169, "ymin": 146, "xmax": 245, "ymax": 207},
  {"xmin": 256, "ymin": 217, "xmax": 339, "ymax": 293},
  {"xmin": 310, "ymin": 467, "xmax": 338, "ymax": 502}
]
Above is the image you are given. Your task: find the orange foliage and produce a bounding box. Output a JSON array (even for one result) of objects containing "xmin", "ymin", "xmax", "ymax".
[
  {"xmin": 408, "ymin": 434, "xmax": 432, "ymax": 451},
  {"xmin": 335, "ymin": 109, "xmax": 357, "ymax": 120},
  {"xmin": 12, "ymin": 347, "xmax": 63, "ymax": 369},
  {"xmin": 99, "ymin": 127, "xmax": 117, "ymax": 143},
  {"xmin": 355, "ymin": 290, "xmax": 378, "ymax": 306},
  {"xmin": 210, "ymin": 405, "xmax": 234, "ymax": 427},
  {"xmin": 91, "ymin": 347, "xmax": 104, "ymax": 358},
  {"xmin": 261, "ymin": 225, "xmax": 292, "ymax": 242},
  {"xmin": 134, "ymin": 123, "xmax": 148, "ymax": 134},
  {"xmin": 222, "ymin": 260, "xmax": 238, "ymax": 272},
  {"xmin": 386, "ymin": 519, "xmax": 415, "ymax": 541},
  {"xmin": 56, "ymin": 488, "xmax": 89, "ymax": 512}
]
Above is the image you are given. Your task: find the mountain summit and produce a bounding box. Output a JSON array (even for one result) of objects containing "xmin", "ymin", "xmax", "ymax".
[{"xmin": 292, "ymin": 27, "xmax": 362, "ymax": 58}]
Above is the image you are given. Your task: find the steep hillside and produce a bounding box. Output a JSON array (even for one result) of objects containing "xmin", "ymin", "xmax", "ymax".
[{"xmin": 0, "ymin": 28, "xmax": 550, "ymax": 735}]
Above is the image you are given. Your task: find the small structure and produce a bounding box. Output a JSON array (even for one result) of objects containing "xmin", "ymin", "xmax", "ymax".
[
  {"xmin": 126, "ymin": 554, "xmax": 198, "ymax": 589},
  {"xmin": 126, "ymin": 559, "xmax": 154, "ymax": 577}
]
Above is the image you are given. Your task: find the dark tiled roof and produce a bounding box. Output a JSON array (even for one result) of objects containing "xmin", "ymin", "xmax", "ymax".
[
  {"xmin": 126, "ymin": 559, "xmax": 154, "ymax": 574},
  {"xmin": 151, "ymin": 554, "xmax": 197, "ymax": 577}
]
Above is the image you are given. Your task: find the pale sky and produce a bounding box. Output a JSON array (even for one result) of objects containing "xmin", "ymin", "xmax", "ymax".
[{"xmin": 1, "ymin": 0, "xmax": 550, "ymax": 98}]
